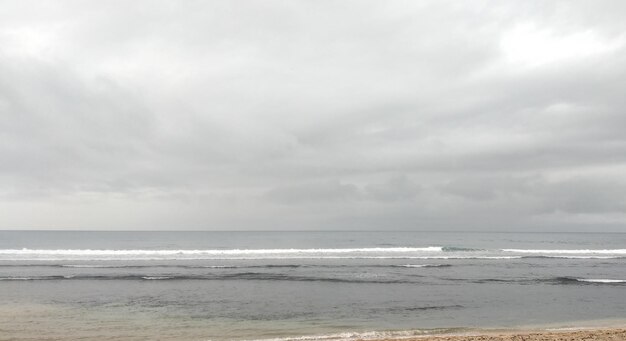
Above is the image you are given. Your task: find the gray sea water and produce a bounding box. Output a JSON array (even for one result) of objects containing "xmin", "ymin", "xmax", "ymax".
[{"xmin": 1, "ymin": 231, "xmax": 625, "ymax": 340}]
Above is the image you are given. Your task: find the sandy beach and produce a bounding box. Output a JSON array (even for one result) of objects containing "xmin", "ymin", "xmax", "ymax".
[{"xmin": 375, "ymin": 328, "xmax": 626, "ymax": 341}]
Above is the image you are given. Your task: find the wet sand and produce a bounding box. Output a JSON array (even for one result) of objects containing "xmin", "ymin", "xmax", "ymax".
[
  {"xmin": 374, "ymin": 328, "xmax": 626, "ymax": 341},
  {"xmin": 1, "ymin": 304, "xmax": 625, "ymax": 340}
]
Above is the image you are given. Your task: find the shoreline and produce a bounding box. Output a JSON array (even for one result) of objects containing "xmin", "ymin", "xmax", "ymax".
[
  {"xmin": 376, "ymin": 327, "xmax": 626, "ymax": 341},
  {"xmin": 247, "ymin": 323, "xmax": 626, "ymax": 341}
]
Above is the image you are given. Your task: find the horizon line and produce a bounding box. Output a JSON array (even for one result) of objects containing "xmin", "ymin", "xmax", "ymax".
[{"xmin": 0, "ymin": 229, "xmax": 624, "ymax": 234}]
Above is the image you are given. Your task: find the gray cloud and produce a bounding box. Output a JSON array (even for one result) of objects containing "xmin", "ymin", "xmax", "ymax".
[
  {"xmin": 266, "ymin": 180, "xmax": 360, "ymax": 204},
  {"xmin": 365, "ymin": 175, "xmax": 421, "ymax": 202},
  {"xmin": 1, "ymin": 0, "xmax": 625, "ymax": 230},
  {"xmin": 537, "ymin": 178, "xmax": 626, "ymax": 214}
]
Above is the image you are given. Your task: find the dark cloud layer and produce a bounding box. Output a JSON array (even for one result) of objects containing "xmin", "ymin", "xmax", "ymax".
[{"xmin": 1, "ymin": 0, "xmax": 625, "ymax": 230}]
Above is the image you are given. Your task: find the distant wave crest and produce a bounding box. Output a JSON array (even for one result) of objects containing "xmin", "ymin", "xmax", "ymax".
[
  {"xmin": 393, "ymin": 264, "xmax": 452, "ymax": 268},
  {"xmin": 0, "ymin": 247, "xmax": 442, "ymax": 255},
  {"xmin": 2, "ymin": 246, "xmax": 625, "ymax": 261},
  {"xmin": 502, "ymin": 249, "xmax": 626, "ymax": 254},
  {"xmin": 0, "ymin": 247, "xmax": 442, "ymax": 260}
]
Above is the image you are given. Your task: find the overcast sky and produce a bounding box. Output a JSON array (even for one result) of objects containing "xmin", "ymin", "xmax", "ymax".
[{"xmin": 1, "ymin": 1, "xmax": 625, "ymax": 231}]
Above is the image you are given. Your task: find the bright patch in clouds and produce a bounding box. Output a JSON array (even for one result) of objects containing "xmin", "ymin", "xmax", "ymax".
[{"xmin": 500, "ymin": 24, "xmax": 624, "ymax": 67}]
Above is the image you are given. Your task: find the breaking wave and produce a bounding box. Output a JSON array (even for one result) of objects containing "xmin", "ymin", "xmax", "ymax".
[
  {"xmin": 550, "ymin": 276, "xmax": 626, "ymax": 285},
  {"xmin": 0, "ymin": 247, "xmax": 445, "ymax": 260},
  {"xmin": 502, "ymin": 249, "xmax": 626, "ymax": 254},
  {"xmin": 2, "ymin": 246, "xmax": 625, "ymax": 261},
  {"xmin": 392, "ymin": 264, "xmax": 452, "ymax": 268}
]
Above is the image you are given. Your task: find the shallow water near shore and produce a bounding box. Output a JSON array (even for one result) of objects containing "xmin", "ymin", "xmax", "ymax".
[{"xmin": 1, "ymin": 231, "xmax": 625, "ymax": 340}]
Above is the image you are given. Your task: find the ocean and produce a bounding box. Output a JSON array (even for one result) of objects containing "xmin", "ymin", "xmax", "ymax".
[{"xmin": 1, "ymin": 231, "xmax": 625, "ymax": 340}]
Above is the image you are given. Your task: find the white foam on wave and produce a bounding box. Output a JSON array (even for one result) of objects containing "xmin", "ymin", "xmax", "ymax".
[
  {"xmin": 141, "ymin": 276, "xmax": 172, "ymax": 280},
  {"xmin": 395, "ymin": 264, "xmax": 449, "ymax": 268},
  {"xmin": 401, "ymin": 256, "xmax": 521, "ymax": 260},
  {"xmin": 502, "ymin": 249, "xmax": 626, "ymax": 254},
  {"xmin": 4, "ymin": 246, "xmax": 623, "ymax": 261},
  {"xmin": 0, "ymin": 247, "xmax": 451, "ymax": 260},
  {"xmin": 0, "ymin": 247, "xmax": 441, "ymax": 256},
  {"xmin": 0, "ymin": 277, "xmax": 33, "ymax": 280},
  {"xmin": 536, "ymin": 256, "xmax": 621, "ymax": 259},
  {"xmin": 62, "ymin": 264, "xmax": 117, "ymax": 268},
  {"xmin": 243, "ymin": 328, "xmax": 462, "ymax": 341},
  {"xmin": 576, "ymin": 278, "xmax": 626, "ymax": 283},
  {"xmin": 0, "ymin": 255, "xmax": 522, "ymax": 261}
]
